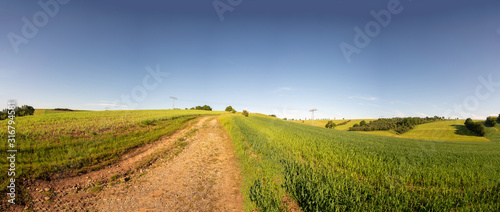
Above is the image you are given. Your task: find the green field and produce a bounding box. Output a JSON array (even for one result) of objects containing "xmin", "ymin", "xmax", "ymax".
[
  {"xmin": 294, "ymin": 119, "xmax": 491, "ymax": 142},
  {"xmin": 220, "ymin": 115, "xmax": 500, "ymax": 211},
  {"xmin": 0, "ymin": 109, "xmax": 225, "ymax": 189},
  {"xmin": 372, "ymin": 120, "xmax": 491, "ymax": 142}
]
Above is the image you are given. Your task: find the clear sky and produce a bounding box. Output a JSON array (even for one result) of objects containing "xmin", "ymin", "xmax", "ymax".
[{"xmin": 1, "ymin": 0, "xmax": 500, "ymax": 119}]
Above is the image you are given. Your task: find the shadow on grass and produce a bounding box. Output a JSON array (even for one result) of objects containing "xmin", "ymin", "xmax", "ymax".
[{"xmin": 452, "ymin": 125, "xmax": 481, "ymax": 137}]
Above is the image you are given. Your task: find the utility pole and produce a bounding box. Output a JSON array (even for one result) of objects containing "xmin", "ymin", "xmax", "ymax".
[
  {"xmin": 309, "ymin": 109, "xmax": 317, "ymax": 126},
  {"xmin": 170, "ymin": 96, "xmax": 177, "ymax": 109}
]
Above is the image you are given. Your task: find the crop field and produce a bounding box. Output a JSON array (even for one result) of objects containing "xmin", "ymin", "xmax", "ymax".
[
  {"xmin": 220, "ymin": 115, "xmax": 500, "ymax": 211},
  {"xmin": 294, "ymin": 119, "xmax": 491, "ymax": 142},
  {"xmin": 0, "ymin": 110, "xmax": 224, "ymax": 190},
  {"xmin": 359, "ymin": 120, "xmax": 492, "ymax": 142}
]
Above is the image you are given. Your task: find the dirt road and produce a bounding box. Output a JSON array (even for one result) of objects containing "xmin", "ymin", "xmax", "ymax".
[
  {"xmin": 95, "ymin": 116, "xmax": 243, "ymax": 211},
  {"xmin": 11, "ymin": 116, "xmax": 243, "ymax": 211}
]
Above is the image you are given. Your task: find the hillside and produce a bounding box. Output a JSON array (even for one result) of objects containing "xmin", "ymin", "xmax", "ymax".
[
  {"xmin": 294, "ymin": 119, "xmax": 492, "ymax": 142},
  {"xmin": 221, "ymin": 114, "xmax": 500, "ymax": 211}
]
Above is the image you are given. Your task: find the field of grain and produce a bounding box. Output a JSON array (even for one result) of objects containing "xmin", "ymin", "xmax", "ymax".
[
  {"xmin": 220, "ymin": 115, "xmax": 500, "ymax": 211},
  {"xmin": 0, "ymin": 110, "xmax": 225, "ymax": 190}
]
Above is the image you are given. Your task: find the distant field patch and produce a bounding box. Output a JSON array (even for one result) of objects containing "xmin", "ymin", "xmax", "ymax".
[
  {"xmin": 291, "ymin": 119, "xmax": 376, "ymax": 130},
  {"xmin": 399, "ymin": 120, "xmax": 490, "ymax": 142},
  {"xmin": 294, "ymin": 119, "xmax": 491, "ymax": 142}
]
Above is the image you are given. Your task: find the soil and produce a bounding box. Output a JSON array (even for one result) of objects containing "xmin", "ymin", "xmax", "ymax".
[{"xmin": 4, "ymin": 116, "xmax": 243, "ymax": 211}]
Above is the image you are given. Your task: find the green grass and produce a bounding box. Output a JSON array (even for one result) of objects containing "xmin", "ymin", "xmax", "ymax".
[
  {"xmin": 0, "ymin": 109, "xmax": 225, "ymax": 190},
  {"xmin": 220, "ymin": 114, "xmax": 500, "ymax": 211}
]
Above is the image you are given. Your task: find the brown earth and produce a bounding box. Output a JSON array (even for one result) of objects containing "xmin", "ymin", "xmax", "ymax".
[{"xmin": 5, "ymin": 116, "xmax": 243, "ymax": 211}]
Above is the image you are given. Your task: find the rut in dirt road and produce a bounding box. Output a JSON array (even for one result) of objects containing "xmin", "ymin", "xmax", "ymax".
[{"xmin": 95, "ymin": 116, "xmax": 243, "ymax": 211}]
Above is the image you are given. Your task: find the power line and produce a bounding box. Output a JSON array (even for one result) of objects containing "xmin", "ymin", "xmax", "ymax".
[
  {"xmin": 170, "ymin": 96, "xmax": 178, "ymax": 109},
  {"xmin": 309, "ymin": 109, "xmax": 317, "ymax": 126}
]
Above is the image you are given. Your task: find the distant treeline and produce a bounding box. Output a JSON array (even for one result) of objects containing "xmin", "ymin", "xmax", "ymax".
[
  {"xmin": 54, "ymin": 108, "xmax": 73, "ymax": 111},
  {"xmin": 349, "ymin": 116, "xmax": 445, "ymax": 134},
  {"xmin": 325, "ymin": 120, "xmax": 351, "ymax": 129},
  {"xmin": 0, "ymin": 105, "xmax": 35, "ymax": 120},
  {"xmin": 189, "ymin": 105, "xmax": 212, "ymax": 111},
  {"xmin": 337, "ymin": 120, "xmax": 351, "ymax": 126}
]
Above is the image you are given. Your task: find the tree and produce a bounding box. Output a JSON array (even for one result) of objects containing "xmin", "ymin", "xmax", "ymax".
[
  {"xmin": 465, "ymin": 118, "xmax": 474, "ymax": 127},
  {"xmin": 242, "ymin": 110, "xmax": 249, "ymax": 117},
  {"xmin": 498, "ymin": 114, "xmax": 500, "ymax": 124},
  {"xmin": 325, "ymin": 121, "xmax": 336, "ymax": 129},
  {"xmin": 201, "ymin": 105, "xmax": 212, "ymax": 111},
  {"xmin": 465, "ymin": 118, "xmax": 486, "ymax": 136},
  {"xmin": 486, "ymin": 116, "xmax": 497, "ymax": 127},
  {"xmin": 360, "ymin": 120, "xmax": 367, "ymax": 127},
  {"xmin": 225, "ymin": 106, "xmax": 233, "ymax": 112},
  {"xmin": 192, "ymin": 105, "xmax": 212, "ymax": 111},
  {"xmin": 232, "ymin": 109, "xmax": 236, "ymax": 113}
]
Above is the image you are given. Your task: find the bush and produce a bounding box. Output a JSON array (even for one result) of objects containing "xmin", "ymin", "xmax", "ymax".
[
  {"xmin": 360, "ymin": 120, "xmax": 367, "ymax": 126},
  {"xmin": 485, "ymin": 117, "xmax": 497, "ymax": 127},
  {"xmin": 325, "ymin": 121, "xmax": 336, "ymax": 129},
  {"xmin": 225, "ymin": 106, "xmax": 233, "ymax": 112},
  {"xmin": 242, "ymin": 110, "xmax": 249, "ymax": 117},
  {"xmin": 465, "ymin": 118, "xmax": 486, "ymax": 136},
  {"xmin": 232, "ymin": 109, "xmax": 236, "ymax": 113}
]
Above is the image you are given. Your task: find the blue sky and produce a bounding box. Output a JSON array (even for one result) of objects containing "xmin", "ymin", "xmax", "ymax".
[{"xmin": 1, "ymin": 0, "xmax": 500, "ymax": 119}]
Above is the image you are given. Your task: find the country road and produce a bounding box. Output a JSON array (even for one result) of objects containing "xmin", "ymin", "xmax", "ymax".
[
  {"xmin": 11, "ymin": 116, "xmax": 243, "ymax": 211},
  {"xmin": 95, "ymin": 116, "xmax": 243, "ymax": 211}
]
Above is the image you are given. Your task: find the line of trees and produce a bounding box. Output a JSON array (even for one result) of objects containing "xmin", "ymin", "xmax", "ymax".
[
  {"xmin": 337, "ymin": 120, "xmax": 351, "ymax": 126},
  {"xmin": 464, "ymin": 118, "xmax": 487, "ymax": 136},
  {"xmin": 325, "ymin": 120, "xmax": 352, "ymax": 129},
  {"xmin": 189, "ymin": 105, "xmax": 212, "ymax": 111},
  {"xmin": 349, "ymin": 116, "xmax": 445, "ymax": 134},
  {"xmin": 0, "ymin": 105, "xmax": 35, "ymax": 120}
]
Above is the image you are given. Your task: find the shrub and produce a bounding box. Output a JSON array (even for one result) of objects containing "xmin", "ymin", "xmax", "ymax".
[
  {"xmin": 325, "ymin": 121, "xmax": 336, "ymax": 129},
  {"xmin": 225, "ymin": 106, "xmax": 233, "ymax": 112},
  {"xmin": 485, "ymin": 117, "xmax": 497, "ymax": 127},
  {"xmin": 465, "ymin": 118, "xmax": 486, "ymax": 136},
  {"xmin": 232, "ymin": 109, "xmax": 236, "ymax": 113},
  {"xmin": 242, "ymin": 110, "xmax": 249, "ymax": 117}
]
